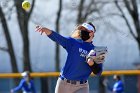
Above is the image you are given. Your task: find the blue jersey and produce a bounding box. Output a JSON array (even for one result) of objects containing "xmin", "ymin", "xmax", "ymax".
[
  {"xmin": 12, "ymin": 78, "xmax": 36, "ymax": 93},
  {"xmin": 113, "ymin": 80, "xmax": 124, "ymax": 93},
  {"xmin": 48, "ymin": 31, "xmax": 102, "ymax": 81}
]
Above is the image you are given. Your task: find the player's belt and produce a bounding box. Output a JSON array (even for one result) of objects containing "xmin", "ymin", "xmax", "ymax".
[{"xmin": 59, "ymin": 75, "xmax": 87, "ymax": 85}]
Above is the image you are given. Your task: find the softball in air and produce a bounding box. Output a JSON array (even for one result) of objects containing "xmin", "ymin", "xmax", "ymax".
[{"xmin": 22, "ymin": 1, "xmax": 31, "ymax": 10}]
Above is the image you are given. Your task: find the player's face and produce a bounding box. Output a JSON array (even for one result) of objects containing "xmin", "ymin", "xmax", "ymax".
[
  {"xmin": 89, "ymin": 31, "xmax": 94, "ymax": 38},
  {"xmin": 113, "ymin": 75, "xmax": 117, "ymax": 80},
  {"xmin": 78, "ymin": 26, "xmax": 95, "ymax": 39}
]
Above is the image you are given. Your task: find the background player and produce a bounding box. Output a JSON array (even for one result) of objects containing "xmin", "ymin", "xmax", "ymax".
[
  {"xmin": 11, "ymin": 71, "xmax": 36, "ymax": 93},
  {"xmin": 104, "ymin": 75, "xmax": 124, "ymax": 93}
]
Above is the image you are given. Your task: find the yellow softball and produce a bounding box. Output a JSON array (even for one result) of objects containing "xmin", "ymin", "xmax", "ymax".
[{"xmin": 22, "ymin": 1, "xmax": 31, "ymax": 10}]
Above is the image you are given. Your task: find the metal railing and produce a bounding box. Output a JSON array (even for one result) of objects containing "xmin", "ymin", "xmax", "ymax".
[{"xmin": 0, "ymin": 70, "xmax": 140, "ymax": 78}]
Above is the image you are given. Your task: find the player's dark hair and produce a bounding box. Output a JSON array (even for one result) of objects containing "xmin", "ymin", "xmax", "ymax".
[
  {"xmin": 80, "ymin": 30, "xmax": 90, "ymax": 41},
  {"xmin": 116, "ymin": 75, "xmax": 121, "ymax": 80}
]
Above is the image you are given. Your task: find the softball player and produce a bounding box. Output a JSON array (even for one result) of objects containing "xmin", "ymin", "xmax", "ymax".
[
  {"xmin": 36, "ymin": 22, "xmax": 105, "ymax": 93},
  {"xmin": 112, "ymin": 75, "xmax": 124, "ymax": 93},
  {"xmin": 104, "ymin": 75, "xmax": 124, "ymax": 93},
  {"xmin": 11, "ymin": 71, "xmax": 36, "ymax": 93}
]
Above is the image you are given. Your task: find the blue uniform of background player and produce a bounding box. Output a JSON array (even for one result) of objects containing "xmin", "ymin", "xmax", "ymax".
[
  {"xmin": 104, "ymin": 75, "xmax": 124, "ymax": 93},
  {"xmin": 113, "ymin": 80, "xmax": 124, "ymax": 93},
  {"xmin": 11, "ymin": 71, "xmax": 36, "ymax": 93},
  {"xmin": 112, "ymin": 75, "xmax": 124, "ymax": 93},
  {"xmin": 36, "ymin": 22, "xmax": 105, "ymax": 93}
]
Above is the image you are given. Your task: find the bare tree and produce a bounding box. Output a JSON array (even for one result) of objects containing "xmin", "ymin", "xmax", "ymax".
[
  {"xmin": 77, "ymin": 0, "xmax": 98, "ymax": 24},
  {"xmin": 40, "ymin": 77, "xmax": 49, "ymax": 93},
  {"xmin": 77, "ymin": 0, "xmax": 85, "ymax": 24},
  {"xmin": 0, "ymin": 6, "xmax": 19, "ymax": 86},
  {"xmin": 115, "ymin": 0, "xmax": 140, "ymax": 52},
  {"xmin": 55, "ymin": 0, "xmax": 63, "ymax": 71},
  {"xmin": 0, "ymin": 47, "xmax": 8, "ymax": 51},
  {"xmin": 14, "ymin": 0, "xmax": 35, "ymax": 71}
]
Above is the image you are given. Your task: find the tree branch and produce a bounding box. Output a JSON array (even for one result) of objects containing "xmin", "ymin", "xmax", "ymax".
[
  {"xmin": 83, "ymin": 0, "xmax": 95, "ymax": 19},
  {"xmin": 88, "ymin": 13, "xmax": 121, "ymax": 21},
  {"xmin": 123, "ymin": 0, "xmax": 133, "ymax": 17},
  {"xmin": 83, "ymin": 0, "xmax": 106, "ymax": 22},
  {"xmin": 77, "ymin": 0, "xmax": 85, "ymax": 24},
  {"xmin": 130, "ymin": 0, "xmax": 140, "ymax": 35},
  {"xmin": 27, "ymin": 0, "xmax": 35, "ymax": 20},
  {"xmin": 115, "ymin": 0, "xmax": 136, "ymax": 39},
  {"xmin": 84, "ymin": 8, "xmax": 98, "ymax": 20},
  {"xmin": 0, "ymin": 47, "xmax": 8, "ymax": 52},
  {"xmin": 94, "ymin": 0, "xmax": 125, "ymax": 4},
  {"xmin": 55, "ymin": 0, "xmax": 63, "ymax": 71}
]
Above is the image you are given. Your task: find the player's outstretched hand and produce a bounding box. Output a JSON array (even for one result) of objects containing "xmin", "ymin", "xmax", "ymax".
[{"xmin": 35, "ymin": 26, "xmax": 52, "ymax": 35}]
